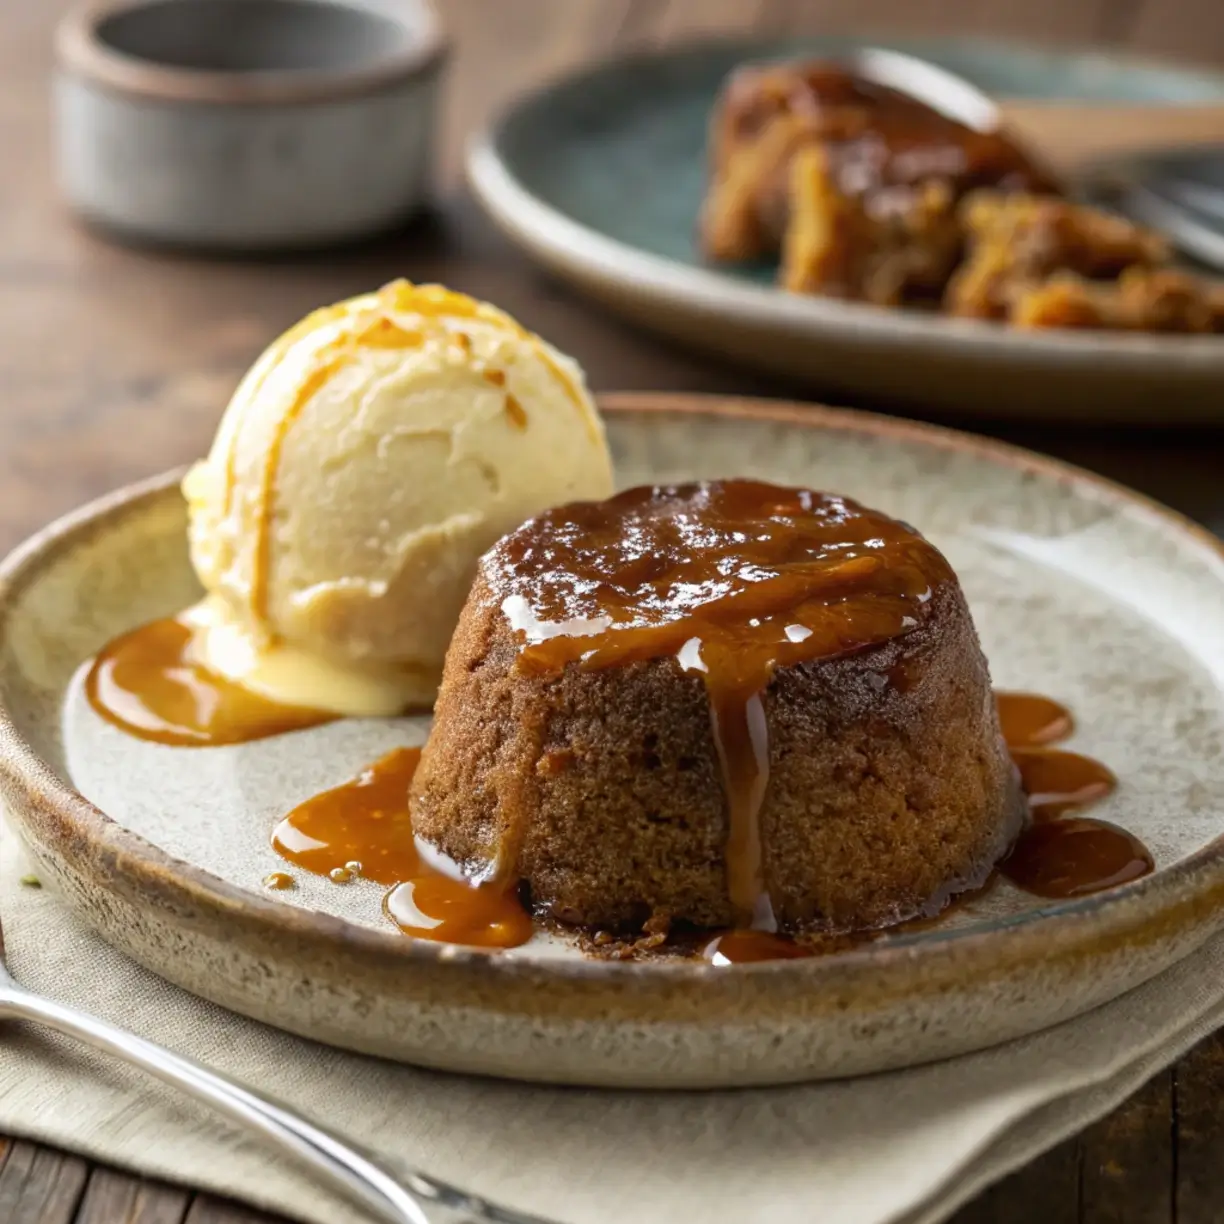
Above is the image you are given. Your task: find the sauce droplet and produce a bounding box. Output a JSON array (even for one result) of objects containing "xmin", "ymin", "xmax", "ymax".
[
  {"xmin": 703, "ymin": 930, "xmax": 814, "ymax": 965},
  {"xmin": 1000, "ymin": 817, "xmax": 1154, "ymax": 898},
  {"xmin": 85, "ymin": 615, "xmax": 333, "ymax": 747},
  {"xmin": 995, "ymin": 691, "xmax": 1074, "ymax": 748},
  {"xmin": 1011, "ymin": 747, "xmax": 1118, "ymax": 823},
  {"xmin": 263, "ymin": 872, "xmax": 294, "ymax": 891},
  {"xmin": 272, "ymin": 747, "xmax": 422, "ymax": 884},
  {"xmin": 385, "ymin": 877, "xmax": 534, "ymax": 947},
  {"xmin": 994, "ymin": 693, "xmax": 1150, "ymax": 900},
  {"xmin": 271, "ymin": 747, "xmax": 531, "ymax": 948}
]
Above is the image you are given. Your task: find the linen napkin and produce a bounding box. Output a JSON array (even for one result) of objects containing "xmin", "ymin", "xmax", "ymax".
[{"xmin": 2, "ymin": 819, "xmax": 1221, "ymax": 1224}]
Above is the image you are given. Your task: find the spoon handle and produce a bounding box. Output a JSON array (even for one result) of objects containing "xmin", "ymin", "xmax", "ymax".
[
  {"xmin": 999, "ymin": 102, "xmax": 1224, "ymax": 173},
  {"xmin": 0, "ymin": 982, "xmax": 544, "ymax": 1224}
]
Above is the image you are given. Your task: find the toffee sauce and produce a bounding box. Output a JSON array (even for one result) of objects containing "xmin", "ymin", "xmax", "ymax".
[
  {"xmin": 271, "ymin": 747, "xmax": 531, "ymax": 949},
  {"xmin": 994, "ymin": 693, "xmax": 1152, "ymax": 899},
  {"xmin": 83, "ymin": 483, "xmax": 1154, "ymax": 960},
  {"xmin": 84, "ymin": 614, "xmax": 333, "ymax": 747}
]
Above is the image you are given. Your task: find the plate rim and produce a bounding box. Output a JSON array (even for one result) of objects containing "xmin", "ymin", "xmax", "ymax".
[
  {"xmin": 4, "ymin": 393, "xmax": 1224, "ymax": 994},
  {"xmin": 466, "ymin": 35, "xmax": 1224, "ymax": 373}
]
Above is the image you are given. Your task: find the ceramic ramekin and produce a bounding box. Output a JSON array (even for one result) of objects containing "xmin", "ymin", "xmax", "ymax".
[{"xmin": 54, "ymin": 0, "xmax": 448, "ymax": 250}]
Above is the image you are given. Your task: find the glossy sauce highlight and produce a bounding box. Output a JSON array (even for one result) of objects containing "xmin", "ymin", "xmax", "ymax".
[
  {"xmin": 85, "ymin": 615, "xmax": 333, "ymax": 747},
  {"xmin": 488, "ymin": 480, "xmax": 954, "ymax": 930},
  {"xmin": 271, "ymin": 747, "xmax": 532, "ymax": 948},
  {"xmin": 994, "ymin": 692, "xmax": 1152, "ymax": 899}
]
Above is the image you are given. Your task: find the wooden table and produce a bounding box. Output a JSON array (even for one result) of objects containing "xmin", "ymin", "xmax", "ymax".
[{"xmin": 3, "ymin": 1, "xmax": 1224, "ymax": 1221}]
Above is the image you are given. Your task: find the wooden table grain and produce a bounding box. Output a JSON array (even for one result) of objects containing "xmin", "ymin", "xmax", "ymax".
[{"xmin": 3, "ymin": 1, "xmax": 1224, "ymax": 1221}]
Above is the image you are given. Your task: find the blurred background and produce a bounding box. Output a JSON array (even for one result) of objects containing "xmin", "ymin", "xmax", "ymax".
[{"xmin": 3, "ymin": 0, "xmax": 1224, "ymax": 551}]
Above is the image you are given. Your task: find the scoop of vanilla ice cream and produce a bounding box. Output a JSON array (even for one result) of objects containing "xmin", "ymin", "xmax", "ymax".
[{"xmin": 183, "ymin": 280, "xmax": 613, "ymax": 715}]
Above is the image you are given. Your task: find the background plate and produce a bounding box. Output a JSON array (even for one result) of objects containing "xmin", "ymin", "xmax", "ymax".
[
  {"xmin": 468, "ymin": 38, "xmax": 1224, "ymax": 421},
  {"xmin": 4, "ymin": 397, "xmax": 1224, "ymax": 1087}
]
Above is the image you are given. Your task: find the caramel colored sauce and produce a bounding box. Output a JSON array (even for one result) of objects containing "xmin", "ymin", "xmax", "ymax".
[
  {"xmin": 263, "ymin": 872, "xmax": 294, "ymax": 890},
  {"xmin": 995, "ymin": 690, "xmax": 1150, "ymax": 899},
  {"xmin": 504, "ymin": 393, "xmax": 528, "ymax": 430},
  {"xmin": 489, "ymin": 480, "xmax": 953, "ymax": 929},
  {"xmin": 222, "ymin": 301, "xmax": 349, "ymax": 516},
  {"xmin": 481, "ymin": 369, "xmax": 528, "ymax": 429},
  {"xmin": 724, "ymin": 60, "xmax": 1057, "ymax": 204},
  {"xmin": 385, "ymin": 877, "xmax": 534, "ymax": 947},
  {"xmin": 271, "ymin": 747, "xmax": 532, "ymax": 948},
  {"xmin": 1000, "ymin": 817, "xmax": 1154, "ymax": 899},
  {"xmin": 272, "ymin": 747, "xmax": 421, "ymax": 885},
  {"xmin": 355, "ymin": 317, "xmax": 426, "ymax": 349},
  {"xmin": 252, "ymin": 349, "xmax": 350, "ymax": 622},
  {"xmin": 84, "ymin": 615, "xmax": 333, "ymax": 747},
  {"xmin": 1010, "ymin": 747, "xmax": 1118, "ymax": 823},
  {"xmin": 379, "ymin": 280, "xmax": 495, "ymax": 322},
  {"xmin": 995, "ymin": 691, "xmax": 1075, "ymax": 747},
  {"xmin": 703, "ymin": 930, "xmax": 815, "ymax": 964},
  {"xmin": 377, "ymin": 282, "xmax": 586, "ymax": 424}
]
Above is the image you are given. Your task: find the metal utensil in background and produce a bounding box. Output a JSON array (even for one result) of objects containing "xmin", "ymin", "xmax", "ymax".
[
  {"xmin": 1107, "ymin": 148, "xmax": 1224, "ymax": 271},
  {"xmin": 851, "ymin": 49, "xmax": 1224, "ymax": 272},
  {"xmin": 848, "ymin": 46, "xmax": 1001, "ymax": 131},
  {"xmin": 0, "ymin": 914, "xmax": 552, "ymax": 1224}
]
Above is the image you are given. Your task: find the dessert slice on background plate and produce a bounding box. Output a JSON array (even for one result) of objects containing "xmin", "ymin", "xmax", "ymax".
[{"xmin": 468, "ymin": 35, "xmax": 1224, "ymax": 419}]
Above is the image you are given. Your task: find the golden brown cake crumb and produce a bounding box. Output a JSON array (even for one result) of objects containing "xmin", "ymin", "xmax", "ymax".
[
  {"xmin": 946, "ymin": 192, "xmax": 1171, "ymax": 322},
  {"xmin": 947, "ymin": 194, "xmax": 1224, "ymax": 332},
  {"xmin": 781, "ymin": 146, "xmax": 962, "ymax": 304},
  {"xmin": 701, "ymin": 56, "xmax": 1224, "ymax": 334}
]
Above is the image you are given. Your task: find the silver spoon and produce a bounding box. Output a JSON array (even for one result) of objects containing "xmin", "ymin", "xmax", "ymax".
[
  {"xmin": 855, "ymin": 47, "xmax": 1224, "ymax": 272},
  {"xmin": 847, "ymin": 47, "xmax": 1000, "ymax": 132},
  {"xmin": 0, "ymin": 912, "xmax": 552, "ymax": 1224}
]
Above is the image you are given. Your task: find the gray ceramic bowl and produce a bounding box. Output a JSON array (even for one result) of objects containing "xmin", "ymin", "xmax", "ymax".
[{"xmin": 55, "ymin": 0, "xmax": 448, "ymax": 250}]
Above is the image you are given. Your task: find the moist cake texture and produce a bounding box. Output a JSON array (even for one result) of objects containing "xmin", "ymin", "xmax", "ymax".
[{"xmin": 409, "ymin": 480, "xmax": 1024, "ymax": 936}]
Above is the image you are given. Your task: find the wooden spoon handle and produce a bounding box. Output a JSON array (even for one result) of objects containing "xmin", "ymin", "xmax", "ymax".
[{"xmin": 997, "ymin": 102, "xmax": 1224, "ymax": 172}]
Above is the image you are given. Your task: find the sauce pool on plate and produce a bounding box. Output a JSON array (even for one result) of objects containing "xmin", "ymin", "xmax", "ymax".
[
  {"xmin": 994, "ymin": 692, "xmax": 1152, "ymax": 899},
  {"xmin": 85, "ymin": 614, "xmax": 333, "ymax": 747},
  {"xmin": 270, "ymin": 747, "xmax": 532, "ymax": 949}
]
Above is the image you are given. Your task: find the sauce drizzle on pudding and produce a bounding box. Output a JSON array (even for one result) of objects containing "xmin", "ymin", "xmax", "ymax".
[
  {"xmin": 271, "ymin": 747, "xmax": 531, "ymax": 948},
  {"xmin": 251, "ymin": 687, "xmax": 1148, "ymax": 953},
  {"xmin": 85, "ymin": 614, "xmax": 333, "ymax": 747},
  {"xmin": 719, "ymin": 61, "xmax": 1058, "ymax": 217},
  {"xmin": 489, "ymin": 480, "xmax": 955, "ymax": 930}
]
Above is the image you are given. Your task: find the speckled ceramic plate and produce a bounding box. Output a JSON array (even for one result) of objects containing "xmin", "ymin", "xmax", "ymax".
[
  {"xmin": 4, "ymin": 395, "xmax": 1224, "ymax": 1088},
  {"xmin": 467, "ymin": 38, "xmax": 1224, "ymax": 421}
]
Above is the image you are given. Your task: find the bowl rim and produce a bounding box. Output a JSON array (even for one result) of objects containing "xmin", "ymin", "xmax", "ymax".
[
  {"xmin": 3, "ymin": 393, "xmax": 1224, "ymax": 999},
  {"xmin": 54, "ymin": 0, "xmax": 449, "ymax": 106}
]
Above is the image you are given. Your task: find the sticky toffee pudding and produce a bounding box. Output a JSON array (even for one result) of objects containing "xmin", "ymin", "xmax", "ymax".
[{"xmin": 409, "ymin": 480, "xmax": 1025, "ymax": 938}]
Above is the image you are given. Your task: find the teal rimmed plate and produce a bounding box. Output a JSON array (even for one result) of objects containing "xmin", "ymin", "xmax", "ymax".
[{"xmin": 468, "ymin": 38, "xmax": 1224, "ymax": 422}]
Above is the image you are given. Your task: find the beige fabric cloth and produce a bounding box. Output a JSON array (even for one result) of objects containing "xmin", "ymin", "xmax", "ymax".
[{"xmin": 2, "ymin": 819, "xmax": 1222, "ymax": 1224}]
